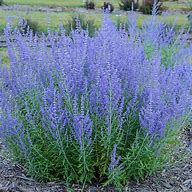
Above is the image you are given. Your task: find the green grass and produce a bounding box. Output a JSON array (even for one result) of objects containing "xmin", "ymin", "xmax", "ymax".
[
  {"xmin": 1, "ymin": 1, "xmax": 189, "ymax": 32},
  {"xmin": 0, "ymin": 10, "xmax": 189, "ymax": 33},
  {"xmin": 0, "ymin": 48, "xmax": 9, "ymax": 65},
  {"xmin": 4, "ymin": 0, "xmax": 120, "ymax": 8},
  {"xmin": 163, "ymin": 1, "xmax": 189, "ymax": 10}
]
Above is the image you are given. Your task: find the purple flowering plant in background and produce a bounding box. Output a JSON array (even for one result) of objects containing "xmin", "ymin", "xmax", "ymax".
[{"xmin": 0, "ymin": 12, "xmax": 192, "ymax": 188}]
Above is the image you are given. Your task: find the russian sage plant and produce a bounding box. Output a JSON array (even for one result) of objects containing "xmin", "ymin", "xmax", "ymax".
[{"xmin": 0, "ymin": 15, "xmax": 192, "ymax": 188}]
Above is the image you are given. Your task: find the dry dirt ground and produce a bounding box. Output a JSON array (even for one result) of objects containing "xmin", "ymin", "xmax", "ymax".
[{"xmin": 0, "ymin": 129, "xmax": 191, "ymax": 192}]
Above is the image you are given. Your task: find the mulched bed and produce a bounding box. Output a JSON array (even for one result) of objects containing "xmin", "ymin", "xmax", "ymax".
[{"xmin": 0, "ymin": 130, "xmax": 191, "ymax": 192}]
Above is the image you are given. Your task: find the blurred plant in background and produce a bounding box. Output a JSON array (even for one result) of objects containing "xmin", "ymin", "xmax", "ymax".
[
  {"xmin": 18, "ymin": 18, "xmax": 39, "ymax": 34},
  {"xmin": 119, "ymin": 0, "xmax": 139, "ymax": 11},
  {"xmin": 63, "ymin": 15, "xmax": 96, "ymax": 37},
  {"xmin": 0, "ymin": 0, "xmax": 3, "ymax": 6},
  {"xmin": 85, "ymin": 0, "xmax": 95, "ymax": 9},
  {"xmin": 140, "ymin": 0, "xmax": 162, "ymax": 15},
  {"xmin": 103, "ymin": 2, "xmax": 114, "ymax": 12}
]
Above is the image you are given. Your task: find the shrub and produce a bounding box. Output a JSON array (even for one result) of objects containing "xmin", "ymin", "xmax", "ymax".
[
  {"xmin": 18, "ymin": 18, "xmax": 39, "ymax": 34},
  {"xmin": 0, "ymin": 0, "xmax": 3, "ymax": 6},
  {"xmin": 119, "ymin": 0, "xmax": 138, "ymax": 11},
  {"xmin": 140, "ymin": 0, "xmax": 162, "ymax": 15},
  {"xmin": 0, "ymin": 15, "xmax": 192, "ymax": 188},
  {"xmin": 103, "ymin": 2, "xmax": 114, "ymax": 13},
  {"xmin": 63, "ymin": 15, "xmax": 96, "ymax": 37},
  {"xmin": 85, "ymin": 0, "xmax": 95, "ymax": 9},
  {"xmin": 140, "ymin": 3, "xmax": 152, "ymax": 14}
]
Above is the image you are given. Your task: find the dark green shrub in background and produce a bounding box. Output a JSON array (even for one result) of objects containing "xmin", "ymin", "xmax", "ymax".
[
  {"xmin": 18, "ymin": 18, "xmax": 39, "ymax": 34},
  {"xmin": 85, "ymin": 0, "xmax": 95, "ymax": 9},
  {"xmin": 103, "ymin": 2, "xmax": 114, "ymax": 12},
  {"xmin": 63, "ymin": 15, "xmax": 96, "ymax": 37},
  {"xmin": 119, "ymin": 0, "xmax": 138, "ymax": 11},
  {"xmin": 140, "ymin": 0, "xmax": 162, "ymax": 15},
  {"xmin": 140, "ymin": 3, "xmax": 153, "ymax": 14},
  {"xmin": 0, "ymin": 0, "xmax": 4, "ymax": 6}
]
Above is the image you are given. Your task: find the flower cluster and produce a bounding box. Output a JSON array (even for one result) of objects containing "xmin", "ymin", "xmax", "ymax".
[{"xmin": 0, "ymin": 15, "xmax": 191, "ymax": 187}]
